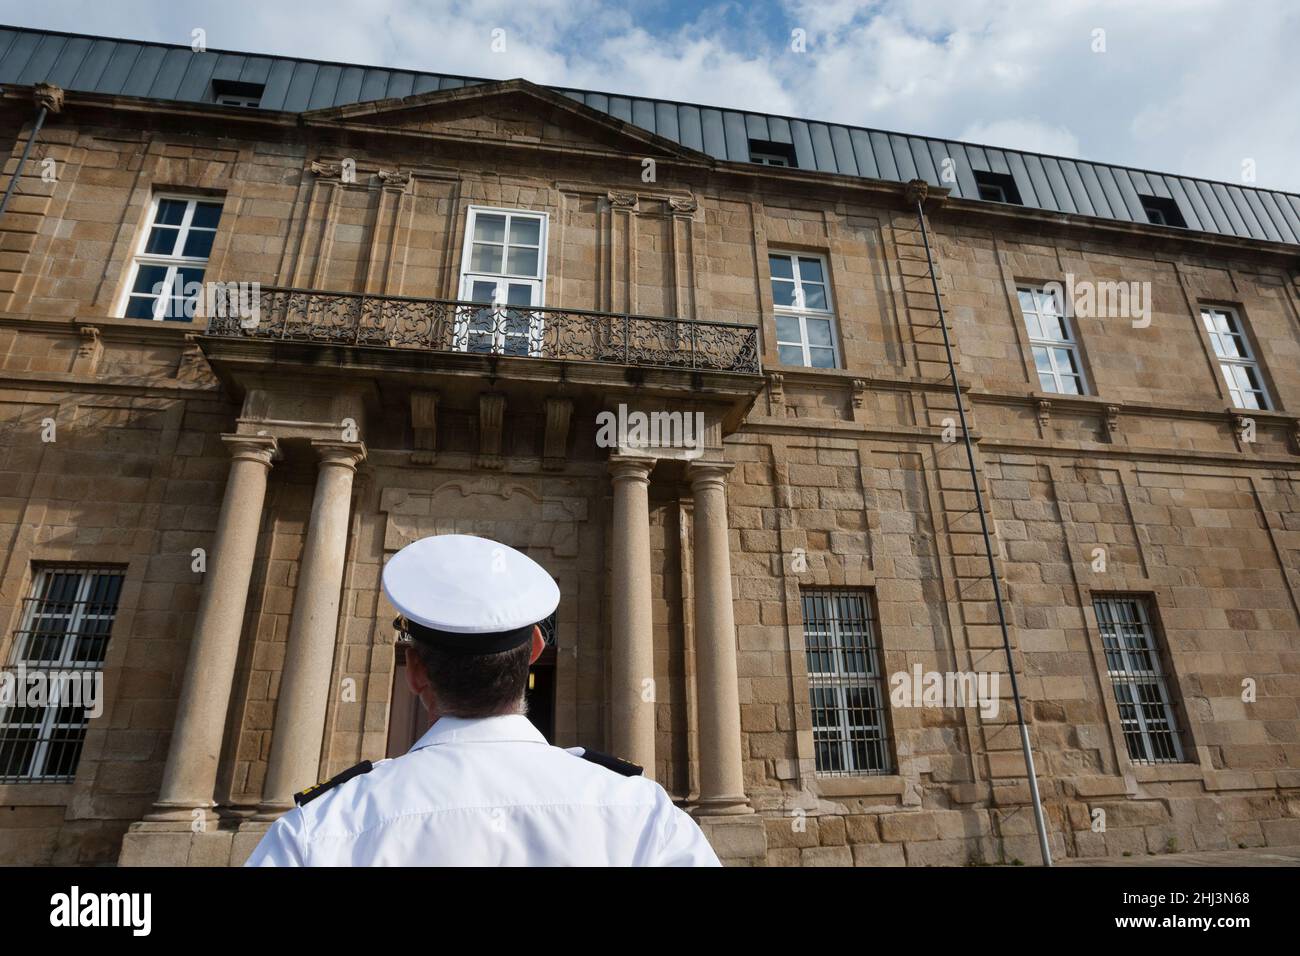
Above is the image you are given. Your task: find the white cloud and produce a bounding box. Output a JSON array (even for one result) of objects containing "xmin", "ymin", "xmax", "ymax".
[{"xmin": 957, "ymin": 119, "xmax": 1081, "ymax": 159}]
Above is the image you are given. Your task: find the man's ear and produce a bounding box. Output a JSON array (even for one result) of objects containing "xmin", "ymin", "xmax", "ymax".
[
  {"xmin": 528, "ymin": 625, "xmax": 545, "ymax": 665},
  {"xmin": 404, "ymin": 644, "xmax": 429, "ymax": 696}
]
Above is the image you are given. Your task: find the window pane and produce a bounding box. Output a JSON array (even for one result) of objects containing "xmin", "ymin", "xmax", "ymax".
[
  {"xmin": 182, "ymin": 229, "xmax": 215, "ymax": 259},
  {"xmin": 130, "ymin": 264, "xmax": 170, "ymax": 295},
  {"xmin": 771, "ymin": 279, "xmax": 796, "ymax": 308},
  {"xmin": 778, "ymin": 344, "xmax": 805, "ymax": 366},
  {"xmin": 768, "ymin": 254, "xmax": 793, "ymax": 280},
  {"xmin": 144, "ymin": 226, "xmax": 180, "ymax": 256},
  {"xmin": 473, "ymin": 214, "xmax": 506, "ymax": 243},
  {"xmin": 802, "ymin": 283, "xmax": 828, "ymax": 310},
  {"xmin": 806, "ymin": 318, "xmax": 833, "ymax": 346},
  {"xmin": 775, "ymin": 315, "xmax": 802, "ymax": 343},
  {"xmin": 505, "ymin": 283, "xmax": 534, "ymax": 307},
  {"xmin": 1017, "ymin": 289, "xmax": 1037, "ymax": 314},
  {"xmin": 505, "ymin": 246, "xmax": 539, "ymax": 277},
  {"xmin": 155, "ymin": 198, "xmax": 187, "ymax": 225},
  {"xmin": 508, "ymin": 217, "xmax": 540, "ymax": 246},
  {"xmin": 470, "ymin": 243, "xmax": 503, "ymax": 273},
  {"xmin": 1053, "ymin": 347, "xmax": 1079, "ymax": 375},
  {"xmin": 124, "ymin": 295, "xmax": 159, "ymax": 319},
  {"xmin": 1038, "ymin": 372, "xmax": 1057, "ymax": 392},
  {"xmin": 190, "ymin": 202, "xmax": 223, "ymax": 229},
  {"xmin": 1032, "ymin": 346, "xmax": 1052, "ymax": 372},
  {"xmin": 809, "ymin": 347, "xmax": 836, "ymax": 368},
  {"xmin": 797, "ymin": 257, "xmax": 824, "ymax": 283},
  {"xmin": 468, "ymin": 280, "xmax": 497, "ymax": 303}
]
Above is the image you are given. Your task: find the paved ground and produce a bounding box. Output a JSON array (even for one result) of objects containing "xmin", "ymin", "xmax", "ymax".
[{"xmin": 1062, "ymin": 845, "xmax": 1300, "ymax": 867}]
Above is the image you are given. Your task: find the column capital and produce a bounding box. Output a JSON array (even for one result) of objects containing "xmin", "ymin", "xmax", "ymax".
[
  {"xmin": 608, "ymin": 454, "xmax": 656, "ymax": 483},
  {"xmin": 221, "ymin": 433, "xmax": 279, "ymax": 466},
  {"xmin": 687, "ymin": 459, "xmax": 734, "ymax": 487},
  {"xmin": 310, "ymin": 439, "xmax": 367, "ymax": 470}
]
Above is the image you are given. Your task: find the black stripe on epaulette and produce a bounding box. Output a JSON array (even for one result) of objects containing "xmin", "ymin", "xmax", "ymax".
[
  {"xmin": 293, "ymin": 760, "xmax": 374, "ymax": 807},
  {"xmin": 575, "ymin": 748, "xmax": 643, "ymax": 777}
]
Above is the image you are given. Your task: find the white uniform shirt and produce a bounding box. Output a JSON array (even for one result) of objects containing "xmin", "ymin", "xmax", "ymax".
[{"xmin": 244, "ymin": 714, "xmax": 721, "ymax": 867}]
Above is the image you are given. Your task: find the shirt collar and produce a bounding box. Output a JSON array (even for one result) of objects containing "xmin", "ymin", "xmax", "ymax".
[{"xmin": 408, "ymin": 714, "xmax": 548, "ymax": 753}]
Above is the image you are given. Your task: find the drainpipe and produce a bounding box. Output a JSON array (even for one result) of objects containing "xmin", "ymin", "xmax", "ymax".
[
  {"xmin": 0, "ymin": 83, "xmax": 63, "ymax": 221},
  {"xmin": 906, "ymin": 179, "xmax": 1053, "ymax": 867}
]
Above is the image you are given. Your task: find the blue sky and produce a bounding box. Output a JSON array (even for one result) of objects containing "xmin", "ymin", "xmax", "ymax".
[{"xmin": 2, "ymin": 0, "xmax": 1297, "ymax": 191}]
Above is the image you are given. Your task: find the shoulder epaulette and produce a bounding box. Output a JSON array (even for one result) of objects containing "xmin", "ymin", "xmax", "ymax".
[
  {"xmin": 293, "ymin": 760, "xmax": 374, "ymax": 807},
  {"xmin": 568, "ymin": 747, "xmax": 643, "ymax": 777}
]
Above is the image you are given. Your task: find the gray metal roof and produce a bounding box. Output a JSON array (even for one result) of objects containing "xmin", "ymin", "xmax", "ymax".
[{"xmin": 3, "ymin": 24, "xmax": 1299, "ymax": 246}]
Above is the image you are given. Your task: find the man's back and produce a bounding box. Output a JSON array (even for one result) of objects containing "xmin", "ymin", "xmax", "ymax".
[{"xmin": 245, "ymin": 715, "xmax": 720, "ymax": 867}]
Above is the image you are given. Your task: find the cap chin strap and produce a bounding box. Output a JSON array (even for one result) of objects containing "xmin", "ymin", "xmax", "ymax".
[{"xmin": 394, "ymin": 616, "xmax": 535, "ymax": 655}]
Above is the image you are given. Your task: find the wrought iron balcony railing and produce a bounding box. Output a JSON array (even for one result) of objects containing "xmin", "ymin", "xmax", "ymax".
[{"xmin": 205, "ymin": 286, "xmax": 761, "ymax": 374}]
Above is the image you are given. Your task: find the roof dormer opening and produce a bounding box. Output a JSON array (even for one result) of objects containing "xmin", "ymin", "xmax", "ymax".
[{"xmin": 973, "ymin": 170, "xmax": 1023, "ymax": 205}]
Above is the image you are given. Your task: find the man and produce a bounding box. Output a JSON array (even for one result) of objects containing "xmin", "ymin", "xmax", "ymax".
[{"xmin": 246, "ymin": 533, "xmax": 720, "ymax": 866}]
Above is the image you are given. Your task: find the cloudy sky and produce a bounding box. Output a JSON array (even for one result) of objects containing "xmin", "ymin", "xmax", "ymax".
[{"xmin": 2, "ymin": 0, "xmax": 1296, "ymax": 191}]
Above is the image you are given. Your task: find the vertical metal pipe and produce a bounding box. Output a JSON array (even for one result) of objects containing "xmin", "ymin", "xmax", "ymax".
[
  {"xmin": 0, "ymin": 106, "xmax": 48, "ymax": 220},
  {"xmin": 909, "ymin": 183, "xmax": 1054, "ymax": 866}
]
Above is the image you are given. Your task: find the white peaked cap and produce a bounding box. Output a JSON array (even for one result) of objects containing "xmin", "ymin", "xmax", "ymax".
[{"xmin": 382, "ymin": 534, "xmax": 559, "ymax": 635}]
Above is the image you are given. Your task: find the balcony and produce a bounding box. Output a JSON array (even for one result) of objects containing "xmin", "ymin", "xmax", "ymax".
[{"xmin": 204, "ymin": 286, "xmax": 761, "ymax": 375}]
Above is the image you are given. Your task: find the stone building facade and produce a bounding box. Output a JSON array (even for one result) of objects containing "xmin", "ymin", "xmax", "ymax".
[{"xmin": 0, "ymin": 30, "xmax": 1298, "ymax": 867}]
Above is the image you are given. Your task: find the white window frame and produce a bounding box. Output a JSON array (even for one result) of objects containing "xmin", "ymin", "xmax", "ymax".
[
  {"xmin": 801, "ymin": 589, "xmax": 891, "ymax": 776},
  {"xmin": 751, "ymin": 152, "xmax": 790, "ymax": 167},
  {"xmin": 115, "ymin": 194, "xmax": 223, "ymax": 322},
  {"xmin": 770, "ymin": 251, "xmax": 840, "ymax": 369},
  {"xmin": 0, "ymin": 566, "xmax": 124, "ymax": 782},
  {"xmin": 1200, "ymin": 306, "xmax": 1271, "ymax": 410},
  {"xmin": 1018, "ymin": 284, "xmax": 1089, "ymax": 395},
  {"xmin": 1092, "ymin": 595, "xmax": 1186, "ymax": 765},
  {"xmin": 456, "ymin": 206, "xmax": 549, "ymax": 357},
  {"xmin": 215, "ymin": 93, "xmax": 261, "ymax": 108}
]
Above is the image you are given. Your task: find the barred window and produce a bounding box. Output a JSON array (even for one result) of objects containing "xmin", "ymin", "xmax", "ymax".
[
  {"xmin": 0, "ymin": 567, "xmax": 124, "ymax": 783},
  {"xmin": 1093, "ymin": 594, "xmax": 1185, "ymax": 765},
  {"xmin": 801, "ymin": 588, "xmax": 892, "ymax": 775}
]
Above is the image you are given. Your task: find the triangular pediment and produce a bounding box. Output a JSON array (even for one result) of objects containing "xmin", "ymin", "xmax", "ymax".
[{"xmin": 302, "ymin": 79, "xmax": 710, "ymax": 163}]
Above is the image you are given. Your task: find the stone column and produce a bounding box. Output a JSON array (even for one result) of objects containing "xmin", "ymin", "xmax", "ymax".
[
  {"xmin": 149, "ymin": 434, "xmax": 278, "ymax": 822},
  {"xmin": 258, "ymin": 441, "xmax": 366, "ymax": 816},
  {"xmin": 688, "ymin": 460, "xmax": 751, "ymax": 814},
  {"xmin": 608, "ymin": 455, "xmax": 657, "ymax": 777}
]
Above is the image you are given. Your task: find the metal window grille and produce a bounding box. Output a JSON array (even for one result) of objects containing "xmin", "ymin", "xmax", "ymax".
[
  {"xmin": 1018, "ymin": 285, "xmax": 1087, "ymax": 395},
  {"xmin": 0, "ymin": 567, "xmax": 124, "ymax": 782},
  {"xmin": 801, "ymin": 589, "xmax": 892, "ymax": 775},
  {"xmin": 1200, "ymin": 307, "xmax": 1271, "ymax": 410},
  {"xmin": 1092, "ymin": 595, "xmax": 1185, "ymax": 765}
]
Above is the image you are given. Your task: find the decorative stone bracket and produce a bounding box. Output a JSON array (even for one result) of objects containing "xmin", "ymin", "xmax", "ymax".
[
  {"xmin": 543, "ymin": 397, "xmax": 573, "ymax": 471},
  {"xmin": 477, "ymin": 392, "xmax": 506, "ymax": 469},
  {"xmin": 410, "ymin": 390, "xmax": 438, "ymax": 464}
]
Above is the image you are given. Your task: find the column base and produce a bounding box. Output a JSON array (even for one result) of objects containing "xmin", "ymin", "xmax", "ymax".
[
  {"xmin": 117, "ymin": 818, "xmax": 270, "ymax": 867},
  {"xmin": 251, "ymin": 802, "xmax": 294, "ymax": 822},
  {"xmin": 690, "ymin": 794, "xmax": 754, "ymax": 816},
  {"xmin": 695, "ymin": 814, "xmax": 768, "ymax": 865},
  {"xmin": 142, "ymin": 801, "xmax": 219, "ymax": 825}
]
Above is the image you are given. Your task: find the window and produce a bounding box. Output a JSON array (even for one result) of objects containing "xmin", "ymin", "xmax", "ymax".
[
  {"xmin": 457, "ymin": 207, "xmax": 548, "ymax": 356},
  {"xmin": 212, "ymin": 80, "xmax": 264, "ymax": 108},
  {"xmin": 973, "ymin": 170, "xmax": 1023, "ymax": 205},
  {"xmin": 801, "ymin": 589, "xmax": 892, "ymax": 775},
  {"xmin": 1201, "ymin": 306, "xmax": 1270, "ymax": 410},
  {"xmin": 119, "ymin": 195, "xmax": 224, "ymax": 321},
  {"xmin": 748, "ymin": 139, "xmax": 797, "ymax": 168},
  {"xmin": 770, "ymin": 252, "xmax": 839, "ymax": 368},
  {"xmin": 1139, "ymin": 195, "xmax": 1186, "ymax": 228},
  {"xmin": 1092, "ymin": 595, "xmax": 1185, "ymax": 765},
  {"xmin": 1018, "ymin": 285, "xmax": 1087, "ymax": 395},
  {"xmin": 0, "ymin": 567, "xmax": 124, "ymax": 782}
]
